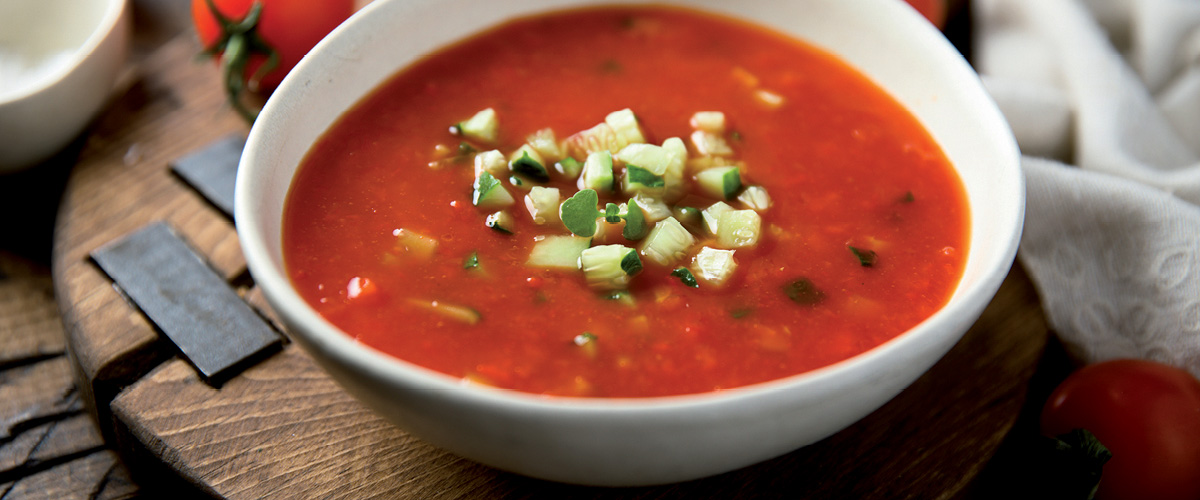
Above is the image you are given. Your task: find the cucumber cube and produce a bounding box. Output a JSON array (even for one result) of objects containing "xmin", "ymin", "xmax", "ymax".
[{"xmin": 716, "ymin": 209, "xmax": 762, "ymax": 248}]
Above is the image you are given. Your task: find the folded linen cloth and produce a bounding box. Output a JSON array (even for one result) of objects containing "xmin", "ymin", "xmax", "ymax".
[{"xmin": 974, "ymin": 0, "xmax": 1200, "ymax": 378}]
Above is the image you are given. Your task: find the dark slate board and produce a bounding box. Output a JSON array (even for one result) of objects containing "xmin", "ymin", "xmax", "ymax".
[
  {"xmin": 90, "ymin": 222, "xmax": 281, "ymax": 383},
  {"xmin": 170, "ymin": 134, "xmax": 245, "ymax": 218}
]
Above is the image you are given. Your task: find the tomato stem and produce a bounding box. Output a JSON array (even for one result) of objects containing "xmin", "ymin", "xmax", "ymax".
[{"xmin": 200, "ymin": 0, "xmax": 280, "ymax": 123}]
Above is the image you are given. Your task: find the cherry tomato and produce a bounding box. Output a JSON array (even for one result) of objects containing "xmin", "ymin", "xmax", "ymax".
[
  {"xmin": 1041, "ymin": 359, "xmax": 1200, "ymax": 500},
  {"xmin": 192, "ymin": 0, "xmax": 354, "ymax": 120}
]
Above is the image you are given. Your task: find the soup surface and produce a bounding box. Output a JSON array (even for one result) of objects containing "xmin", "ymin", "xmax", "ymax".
[{"xmin": 283, "ymin": 5, "xmax": 969, "ymax": 397}]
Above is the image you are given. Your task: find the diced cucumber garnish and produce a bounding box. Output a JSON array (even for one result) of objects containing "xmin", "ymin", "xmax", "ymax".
[
  {"xmin": 525, "ymin": 128, "xmax": 563, "ymax": 163},
  {"xmin": 640, "ymin": 216, "xmax": 696, "ymax": 266},
  {"xmin": 474, "ymin": 149, "xmax": 508, "ymax": 179},
  {"xmin": 737, "ymin": 185, "xmax": 772, "ymax": 211},
  {"xmin": 660, "ymin": 137, "xmax": 688, "ymax": 201},
  {"xmin": 524, "ymin": 186, "xmax": 561, "ymax": 225},
  {"xmin": 717, "ymin": 209, "xmax": 762, "ymax": 248},
  {"xmin": 472, "ymin": 171, "xmax": 515, "ymax": 209},
  {"xmin": 673, "ymin": 205, "xmax": 704, "ymax": 234},
  {"xmin": 406, "ymin": 298, "xmax": 481, "ymax": 325},
  {"xmin": 509, "ymin": 145, "xmax": 550, "ymax": 183},
  {"xmin": 689, "ymin": 111, "xmax": 726, "ymax": 133},
  {"xmin": 696, "ymin": 166, "xmax": 741, "ymax": 200},
  {"xmin": 622, "ymin": 199, "xmax": 649, "ymax": 240},
  {"xmin": 633, "ymin": 193, "xmax": 672, "ymax": 224},
  {"xmin": 485, "ymin": 210, "xmax": 515, "ymax": 233},
  {"xmin": 579, "ymin": 150, "xmax": 615, "ymax": 193},
  {"xmin": 701, "ymin": 201, "xmax": 734, "ymax": 235},
  {"xmin": 565, "ymin": 122, "xmax": 618, "ymax": 157},
  {"xmin": 527, "ymin": 235, "xmax": 591, "ymax": 269},
  {"xmin": 394, "ymin": 228, "xmax": 439, "ymax": 259},
  {"xmin": 580, "ymin": 244, "xmax": 642, "ymax": 290},
  {"xmin": 617, "ymin": 143, "xmax": 672, "ymax": 175},
  {"xmin": 690, "ymin": 130, "xmax": 733, "ymax": 156},
  {"xmin": 555, "ymin": 157, "xmax": 583, "ymax": 178},
  {"xmin": 692, "ymin": 247, "xmax": 737, "ymax": 286},
  {"xmin": 605, "ymin": 108, "xmax": 645, "ymax": 147},
  {"xmin": 456, "ymin": 108, "xmax": 499, "ymax": 144}
]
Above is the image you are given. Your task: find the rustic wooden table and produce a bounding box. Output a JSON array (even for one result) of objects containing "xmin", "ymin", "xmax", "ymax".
[{"xmin": 3, "ymin": 1, "xmax": 1081, "ymax": 498}]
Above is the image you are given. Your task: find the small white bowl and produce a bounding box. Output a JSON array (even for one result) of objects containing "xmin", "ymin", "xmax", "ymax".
[
  {"xmin": 0, "ymin": 0, "xmax": 130, "ymax": 171},
  {"xmin": 237, "ymin": 0, "xmax": 1023, "ymax": 486}
]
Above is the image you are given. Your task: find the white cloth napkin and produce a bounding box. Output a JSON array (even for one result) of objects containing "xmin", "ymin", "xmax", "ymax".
[{"xmin": 974, "ymin": 0, "xmax": 1200, "ymax": 378}]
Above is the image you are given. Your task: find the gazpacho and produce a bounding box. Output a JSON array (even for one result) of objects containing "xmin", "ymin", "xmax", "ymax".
[{"xmin": 282, "ymin": 5, "xmax": 969, "ymax": 397}]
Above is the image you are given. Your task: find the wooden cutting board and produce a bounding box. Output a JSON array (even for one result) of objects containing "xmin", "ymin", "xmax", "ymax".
[{"xmin": 51, "ymin": 31, "xmax": 1054, "ymax": 499}]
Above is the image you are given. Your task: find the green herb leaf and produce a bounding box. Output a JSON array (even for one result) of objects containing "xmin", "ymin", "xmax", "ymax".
[
  {"xmin": 619, "ymin": 250, "xmax": 643, "ymax": 276},
  {"xmin": 512, "ymin": 150, "xmax": 550, "ymax": 182},
  {"xmin": 560, "ymin": 189, "xmax": 601, "ymax": 237},
  {"xmin": 604, "ymin": 203, "xmax": 622, "ymax": 223},
  {"xmin": 670, "ymin": 268, "xmax": 699, "ymax": 288},
  {"xmin": 472, "ymin": 172, "xmax": 501, "ymax": 206},
  {"xmin": 574, "ymin": 331, "xmax": 598, "ymax": 346},
  {"xmin": 899, "ymin": 191, "xmax": 915, "ymax": 203},
  {"xmin": 622, "ymin": 199, "xmax": 649, "ymax": 240},
  {"xmin": 783, "ymin": 277, "xmax": 825, "ymax": 305},
  {"xmin": 463, "ymin": 251, "xmax": 480, "ymax": 269},
  {"xmin": 848, "ymin": 245, "xmax": 877, "ymax": 267},
  {"xmin": 626, "ymin": 164, "xmax": 665, "ymax": 187},
  {"xmin": 730, "ymin": 307, "xmax": 754, "ymax": 319}
]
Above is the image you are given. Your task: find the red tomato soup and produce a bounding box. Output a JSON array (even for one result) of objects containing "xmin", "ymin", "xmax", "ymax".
[{"xmin": 282, "ymin": 5, "xmax": 969, "ymax": 398}]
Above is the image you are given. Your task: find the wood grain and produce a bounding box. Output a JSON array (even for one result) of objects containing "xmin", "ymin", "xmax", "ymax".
[
  {"xmin": 52, "ymin": 25, "xmax": 1053, "ymax": 499},
  {"xmin": 0, "ymin": 253, "xmax": 64, "ymax": 365}
]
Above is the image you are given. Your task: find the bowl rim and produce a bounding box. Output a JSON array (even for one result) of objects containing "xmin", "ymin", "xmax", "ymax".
[
  {"xmin": 0, "ymin": 0, "xmax": 128, "ymax": 104},
  {"xmin": 237, "ymin": 0, "xmax": 1025, "ymax": 414}
]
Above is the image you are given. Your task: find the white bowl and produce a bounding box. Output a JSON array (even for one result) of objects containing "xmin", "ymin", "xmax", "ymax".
[
  {"xmin": 237, "ymin": 0, "xmax": 1023, "ymax": 486},
  {"xmin": 0, "ymin": 0, "xmax": 130, "ymax": 171}
]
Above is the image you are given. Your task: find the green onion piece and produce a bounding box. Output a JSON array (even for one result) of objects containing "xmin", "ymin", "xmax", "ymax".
[
  {"xmin": 560, "ymin": 189, "xmax": 601, "ymax": 237},
  {"xmin": 574, "ymin": 331, "xmax": 598, "ymax": 346},
  {"xmin": 848, "ymin": 245, "xmax": 877, "ymax": 267},
  {"xmin": 670, "ymin": 268, "xmax": 699, "ymax": 288},
  {"xmin": 783, "ymin": 277, "xmax": 825, "ymax": 306}
]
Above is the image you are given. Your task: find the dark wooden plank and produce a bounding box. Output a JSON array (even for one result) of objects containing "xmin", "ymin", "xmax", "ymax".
[
  {"xmin": 0, "ymin": 253, "xmax": 65, "ymax": 365},
  {"xmin": 170, "ymin": 134, "xmax": 246, "ymax": 219},
  {"xmin": 91, "ymin": 222, "xmax": 282, "ymax": 383},
  {"xmin": 1, "ymin": 450, "xmax": 138, "ymax": 500},
  {"xmin": 0, "ymin": 357, "xmax": 82, "ymax": 441},
  {"xmin": 0, "ymin": 414, "xmax": 106, "ymax": 480}
]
